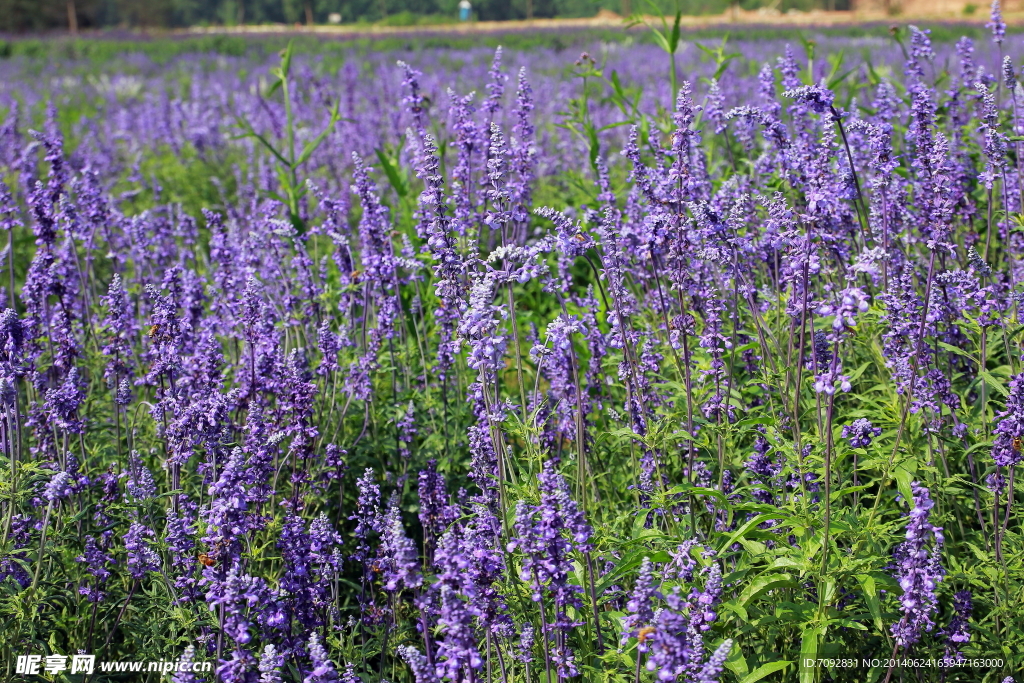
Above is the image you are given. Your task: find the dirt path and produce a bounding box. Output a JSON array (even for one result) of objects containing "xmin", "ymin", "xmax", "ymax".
[{"xmin": 180, "ymin": 3, "xmax": 1024, "ymax": 40}]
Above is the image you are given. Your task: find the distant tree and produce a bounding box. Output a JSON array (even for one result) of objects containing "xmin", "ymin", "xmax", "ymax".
[
  {"xmin": 0, "ymin": 0, "xmax": 786, "ymax": 30},
  {"xmin": 0, "ymin": 0, "xmax": 66, "ymax": 31}
]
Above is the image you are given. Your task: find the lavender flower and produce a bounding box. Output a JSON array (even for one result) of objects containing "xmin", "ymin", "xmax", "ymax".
[
  {"xmin": 508, "ymin": 461, "xmax": 593, "ymax": 678},
  {"xmin": 987, "ymin": 0, "xmax": 1006, "ymax": 45},
  {"xmin": 44, "ymin": 367, "xmax": 85, "ymax": 433},
  {"xmin": 418, "ymin": 459, "xmax": 457, "ymax": 544},
  {"xmin": 77, "ymin": 537, "xmax": 113, "ymax": 602},
  {"xmin": 517, "ymin": 623, "xmax": 535, "ymax": 663},
  {"xmin": 943, "ymin": 590, "xmax": 972, "ymax": 661},
  {"xmin": 890, "ymin": 483, "xmax": 945, "ymax": 648},
  {"xmin": 621, "ymin": 557, "xmax": 660, "ymax": 643},
  {"xmin": 340, "ymin": 663, "xmax": 361, "ymax": 683},
  {"xmin": 992, "ymin": 371, "xmax": 1024, "ymax": 467},
  {"xmin": 379, "ymin": 511, "xmax": 422, "ymax": 592},
  {"xmin": 172, "ymin": 646, "xmax": 198, "ymax": 683},
  {"xmin": 398, "ymin": 646, "xmax": 438, "ymax": 683},
  {"xmin": 125, "ymin": 522, "xmax": 161, "ymax": 579},
  {"xmin": 43, "ymin": 471, "xmax": 74, "ymax": 502},
  {"xmin": 841, "ymin": 419, "xmax": 882, "ymax": 449},
  {"xmin": 305, "ymin": 632, "xmax": 340, "ymax": 683},
  {"xmin": 697, "ymin": 639, "xmax": 733, "ymax": 683},
  {"xmin": 350, "ymin": 468, "xmax": 381, "ymax": 563},
  {"xmin": 124, "ymin": 450, "xmax": 156, "ymax": 501},
  {"xmin": 644, "ymin": 563, "xmax": 725, "ymax": 682},
  {"xmin": 783, "ymin": 85, "xmax": 836, "ymax": 117}
]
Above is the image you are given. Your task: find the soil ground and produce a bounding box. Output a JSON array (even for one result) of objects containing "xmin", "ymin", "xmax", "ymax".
[{"xmin": 179, "ymin": 2, "xmax": 1024, "ymax": 40}]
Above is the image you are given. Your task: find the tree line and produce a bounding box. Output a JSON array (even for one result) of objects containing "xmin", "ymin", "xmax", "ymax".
[{"xmin": 0, "ymin": 0, "xmax": 828, "ymax": 33}]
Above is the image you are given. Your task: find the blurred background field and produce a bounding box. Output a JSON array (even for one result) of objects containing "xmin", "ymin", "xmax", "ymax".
[{"xmin": 2, "ymin": 0, "xmax": 1024, "ymax": 36}]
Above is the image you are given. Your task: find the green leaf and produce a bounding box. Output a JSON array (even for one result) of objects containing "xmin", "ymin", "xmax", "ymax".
[
  {"xmin": 979, "ymin": 370, "xmax": 1010, "ymax": 397},
  {"xmin": 739, "ymin": 573, "xmax": 796, "ymax": 607},
  {"xmin": 767, "ymin": 556, "xmax": 804, "ymax": 571},
  {"xmin": 375, "ymin": 147, "xmax": 409, "ymax": 198},
  {"xmin": 235, "ymin": 114, "xmax": 291, "ymax": 168},
  {"xmin": 266, "ymin": 76, "xmax": 283, "ymax": 98},
  {"xmin": 724, "ymin": 640, "xmax": 749, "ymax": 678},
  {"xmin": 721, "ymin": 598, "xmax": 748, "ymax": 622},
  {"xmin": 964, "ymin": 542, "xmax": 990, "ymax": 564},
  {"xmin": 937, "ymin": 341, "xmax": 979, "ymax": 364},
  {"xmin": 594, "ymin": 551, "xmax": 656, "ymax": 595},
  {"xmin": 893, "ymin": 461, "xmax": 917, "ymax": 510},
  {"xmin": 296, "ymin": 101, "xmax": 341, "ymax": 167},
  {"xmin": 741, "ymin": 661, "xmax": 793, "ymax": 683},
  {"xmin": 832, "ymin": 618, "xmax": 867, "ymax": 630},
  {"xmin": 668, "ymin": 11, "xmax": 682, "ymax": 53},
  {"xmin": 855, "ymin": 574, "xmax": 885, "ymax": 634},
  {"xmin": 666, "ymin": 484, "xmax": 733, "ymax": 513},
  {"xmin": 631, "ymin": 508, "xmax": 656, "ymax": 540},
  {"xmin": 279, "ymin": 39, "xmax": 294, "ymax": 77},
  {"xmin": 651, "ymin": 30, "xmax": 671, "ymax": 55},
  {"xmin": 717, "ymin": 512, "xmax": 789, "ymax": 555},
  {"xmin": 799, "ymin": 626, "xmax": 821, "ymax": 683}
]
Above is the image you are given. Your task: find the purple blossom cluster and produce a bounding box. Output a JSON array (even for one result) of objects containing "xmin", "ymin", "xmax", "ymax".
[
  {"xmin": 890, "ymin": 483, "xmax": 945, "ymax": 649},
  {"xmin": 0, "ymin": 27, "xmax": 1020, "ymax": 683}
]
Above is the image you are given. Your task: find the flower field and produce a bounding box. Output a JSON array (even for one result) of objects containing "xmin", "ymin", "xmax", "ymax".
[{"xmin": 1, "ymin": 11, "xmax": 1024, "ymax": 683}]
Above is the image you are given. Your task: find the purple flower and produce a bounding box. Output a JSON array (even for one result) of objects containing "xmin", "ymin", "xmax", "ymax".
[
  {"xmin": 890, "ymin": 483, "xmax": 945, "ymax": 648},
  {"xmin": 277, "ymin": 512, "xmax": 340, "ymax": 632},
  {"xmin": 819, "ymin": 288, "xmax": 870, "ymax": 334},
  {"xmin": 0, "ymin": 307, "xmax": 26, "ymax": 365},
  {"xmin": 517, "ymin": 623, "xmax": 535, "ymax": 663},
  {"xmin": 305, "ymin": 633, "xmax": 340, "ymax": 683},
  {"xmin": 992, "ymin": 371, "xmax": 1024, "ymax": 467},
  {"xmin": 43, "ymin": 367, "xmax": 85, "ymax": 433},
  {"xmin": 976, "ymin": 82, "xmax": 1007, "ymax": 190},
  {"xmin": 841, "ymin": 419, "xmax": 882, "ymax": 449},
  {"xmin": 987, "ymin": 0, "xmax": 1006, "ymax": 45},
  {"xmin": 116, "ymin": 377, "xmax": 133, "ymax": 406},
  {"xmin": 206, "ymin": 565, "xmax": 274, "ymax": 646},
  {"xmin": 124, "ymin": 450, "xmax": 156, "ymax": 501},
  {"xmin": 172, "ymin": 646, "xmax": 198, "ymax": 683},
  {"xmin": 621, "ymin": 556, "xmax": 660, "ymax": 644},
  {"xmin": 783, "ymin": 85, "xmax": 836, "ymax": 117},
  {"xmin": 317, "ymin": 320, "xmax": 341, "ymax": 377},
  {"xmin": 943, "ymin": 590, "xmax": 972, "ymax": 661},
  {"xmin": 397, "ymin": 401, "xmax": 417, "ymax": 459},
  {"xmin": 398, "ymin": 646, "xmax": 438, "ymax": 683},
  {"xmin": 431, "ymin": 500, "xmax": 510, "ymax": 669},
  {"xmin": 697, "ymin": 640, "xmax": 733, "ymax": 683},
  {"xmin": 535, "ymin": 206, "xmax": 595, "ymax": 257},
  {"xmin": 100, "ymin": 274, "xmax": 136, "ymax": 383},
  {"xmin": 644, "ymin": 563, "xmax": 725, "ymax": 682},
  {"xmin": 43, "ymin": 470, "xmax": 74, "ymax": 502},
  {"xmin": 378, "ymin": 509, "xmax": 421, "ymax": 592},
  {"xmin": 0, "ymin": 514, "xmax": 32, "ymax": 587},
  {"xmin": 203, "ymin": 447, "xmax": 253, "ymax": 563},
  {"xmin": 216, "ymin": 648, "xmax": 256, "ymax": 682},
  {"xmin": 508, "ymin": 461, "xmax": 593, "ymax": 678},
  {"xmin": 340, "ymin": 663, "xmax": 361, "ymax": 683},
  {"xmin": 418, "ymin": 459, "xmax": 457, "ymax": 544},
  {"xmin": 350, "ymin": 468, "xmax": 381, "ymax": 563},
  {"xmin": 125, "ymin": 522, "xmax": 161, "ymax": 579},
  {"xmin": 165, "ymin": 496, "xmax": 200, "ymax": 601},
  {"xmin": 458, "ymin": 272, "xmax": 507, "ymax": 374},
  {"xmin": 77, "ymin": 537, "xmax": 114, "ymax": 602}
]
